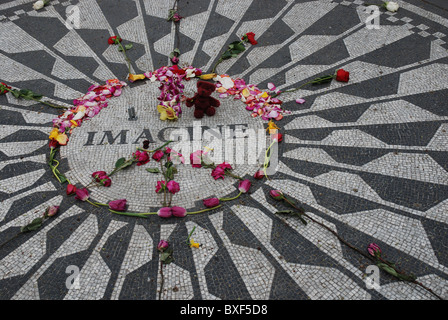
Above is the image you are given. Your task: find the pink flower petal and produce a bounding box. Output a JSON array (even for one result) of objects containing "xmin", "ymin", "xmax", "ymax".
[
  {"xmin": 267, "ymin": 82, "xmax": 276, "ymax": 91},
  {"xmin": 296, "ymin": 98, "xmax": 306, "ymax": 104}
]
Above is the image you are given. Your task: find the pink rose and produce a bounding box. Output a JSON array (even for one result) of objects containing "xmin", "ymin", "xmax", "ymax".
[
  {"xmin": 157, "ymin": 240, "xmax": 169, "ymax": 251},
  {"xmin": 157, "ymin": 207, "xmax": 172, "ymax": 218},
  {"xmin": 75, "ymin": 188, "xmax": 89, "ymax": 202},
  {"xmin": 211, "ymin": 166, "xmax": 225, "ymax": 180},
  {"xmin": 218, "ymin": 162, "xmax": 232, "ymax": 170},
  {"xmin": 109, "ymin": 199, "xmax": 127, "ymax": 211},
  {"xmin": 172, "ymin": 206, "xmax": 186, "ymax": 217},
  {"xmin": 45, "ymin": 205, "xmax": 59, "ymax": 217},
  {"xmin": 190, "ymin": 150, "xmax": 203, "ymax": 168},
  {"xmin": 152, "ymin": 150, "xmax": 165, "ymax": 162},
  {"xmin": 253, "ymin": 170, "xmax": 265, "ymax": 180},
  {"xmin": 92, "ymin": 171, "xmax": 107, "ymax": 179},
  {"xmin": 134, "ymin": 150, "xmax": 150, "ymax": 166},
  {"xmin": 166, "ymin": 180, "xmax": 180, "ymax": 194},
  {"xmin": 203, "ymin": 198, "xmax": 220, "ymax": 208},
  {"xmin": 269, "ymin": 190, "xmax": 284, "ymax": 200},
  {"xmin": 238, "ymin": 179, "xmax": 251, "ymax": 193}
]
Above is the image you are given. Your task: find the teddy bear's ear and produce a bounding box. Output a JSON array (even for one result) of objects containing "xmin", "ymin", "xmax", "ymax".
[{"xmin": 197, "ymin": 81, "xmax": 216, "ymax": 92}]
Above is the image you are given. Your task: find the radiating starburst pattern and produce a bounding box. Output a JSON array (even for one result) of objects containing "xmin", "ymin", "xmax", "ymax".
[{"xmin": 1, "ymin": 0, "xmax": 448, "ymax": 300}]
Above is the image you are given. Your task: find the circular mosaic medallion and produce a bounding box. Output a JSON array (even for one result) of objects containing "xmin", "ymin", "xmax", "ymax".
[{"xmin": 62, "ymin": 80, "xmax": 264, "ymax": 211}]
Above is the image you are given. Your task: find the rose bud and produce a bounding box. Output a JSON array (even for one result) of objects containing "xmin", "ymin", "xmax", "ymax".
[
  {"xmin": 269, "ymin": 189, "xmax": 284, "ymax": 200},
  {"xmin": 75, "ymin": 188, "xmax": 90, "ymax": 202},
  {"xmin": 172, "ymin": 206, "xmax": 187, "ymax": 218},
  {"xmin": 171, "ymin": 56, "xmax": 179, "ymax": 64},
  {"xmin": 238, "ymin": 179, "xmax": 251, "ymax": 193},
  {"xmin": 45, "ymin": 205, "xmax": 59, "ymax": 218},
  {"xmin": 157, "ymin": 207, "xmax": 172, "ymax": 218},
  {"xmin": 253, "ymin": 170, "xmax": 265, "ymax": 180},
  {"xmin": 66, "ymin": 184, "xmax": 77, "ymax": 195},
  {"xmin": 142, "ymin": 140, "xmax": 150, "ymax": 149},
  {"xmin": 157, "ymin": 240, "xmax": 169, "ymax": 252},
  {"xmin": 152, "ymin": 150, "xmax": 165, "ymax": 162},
  {"xmin": 335, "ymin": 69, "xmax": 350, "ymax": 82},
  {"xmin": 49, "ymin": 140, "xmax": 58, "ymax": 149},
  {"xmin": 367, "ymin": 243, "xmax": 382, "ymax": 257},
  {"xmin": 203, "ymin": 197, "xmax": 220, "ymax": 208},
  {"xmin": 108, "ymin": 199, "xmax": 127, "ymax": 212},
  {"xmin": 271, "ymin": 133, "xmax": 283, "ymax": 143}
]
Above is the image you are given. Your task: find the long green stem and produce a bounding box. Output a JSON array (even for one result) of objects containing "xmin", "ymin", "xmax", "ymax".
[
  {"xmin": 86, "ymin": 199, "xmax": 100, "ymax": 207},
  {"xmin": 279, "ymin": 196, "xmax": 444, "ymax": 300},
  {"xmin": 271, "ymin": 75, "xmax": 335, "ymax": 98},
  {"xmin": 225, "ymin": 170, "xmax": 243, "ymax": 180},
  {"xmin": 263, "ymin": 140, "xmax": 276, "ymax": 180},
  {"xmin": 137, "ymin": 140, "xmax": 173, "ymax": 153},
  {"xmin": 117, "ymin": 40, "xmax": 132, "ymax": 75},
  {"xmin": 186, "ymin": 226, "xmax": 196, "ymax": 244},
  {"xmin": 219, "ymin": 192, "xmax": 242, "ymax": 202},
  {"xmin": 188, "ymin": 205, "xmax": 222, "ymax": 215},
  {"xmin": 108, "ymin": 209, "xmax": 150, "ymax": 218}
]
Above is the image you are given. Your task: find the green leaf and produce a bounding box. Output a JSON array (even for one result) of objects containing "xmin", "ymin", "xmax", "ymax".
[
  {"xmin": 11, "ymin": 90, "xmax": 21, "ymax": 98},
  {"xmin": 115, "ymin": 157, "xmax": 126, "ymax": 169},
  {"xmin": 146, "ymin": 168, "xmax": 160, "ymax": 174},
  {"xmin": 21, "ymin": 217, "xmax": 43, "ymax": 233},
  {"xmin": 166, "ymin": 167, "xmax": 174, "ymax": 180},
  {"xmin": 233, "ymin": 43, "xmax": 246, "ymax": 52},
  {"xmin": 377, "ymin": 263, "xmax": 399, "ymax": 278},
  {"xmin": 221, "ymin": 51, "xmax": 233, "ymax": 60},
  {"xmin": 160, "ymin": 247, "xmax": 174, "ymax": 264},
  {"xmin": 125, "ymin": 44, "xmax": 133, "ymax": 50}
]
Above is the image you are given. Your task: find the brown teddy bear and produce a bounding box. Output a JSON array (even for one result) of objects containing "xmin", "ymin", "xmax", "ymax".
[{"xmin": 186, "ymin": 81, "xmax": 220, "ymax": 118}]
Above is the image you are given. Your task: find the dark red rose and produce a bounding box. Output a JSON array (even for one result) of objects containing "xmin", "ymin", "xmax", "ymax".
[
  {"xmin": 253, "ymin": 170, "xmax": 265, "ymax": 180},
  {"xmin": 108, "ymin": 36, "xmax": 122, "ymax": 45},
  {"xmin": 49, "ymin": 140, "xmax": 59, "ymax": 149},
  {"xmin": 336, "ymin": 69, "xmax": 349, "ymax": 82},
  {"xmin": 243, "ymin": 32, "xmax": 257, "ymax": 45}
]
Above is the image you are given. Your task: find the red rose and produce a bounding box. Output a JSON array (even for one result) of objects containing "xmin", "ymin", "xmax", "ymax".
[
  {"xmin": 66, "ymin": 184, "xmax": 77, "ymax": 195},
  {"xmin": 253, "ymin": 170, "xmax": 265, "ymax": 180},
  {"xmin": 336, "ymin": 69, "xmax": 349, "ymax": 82},
  {"xmin": 243, "ymin": 32, "xmax": 257, "ymax": 45},
  {"xmin": 0, "ymin": 82, "xmax": 11, "ymax": 95},
  {"xmin": 108, "ymin": 36, "xmax": 122, "ymax": 45}
]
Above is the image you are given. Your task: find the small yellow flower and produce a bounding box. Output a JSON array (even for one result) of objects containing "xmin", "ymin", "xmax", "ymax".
[
  {"xmin": 157, "ymin": 104, "xmax": 178, "ymax": 121},
  {"xmin": 190, "ymin": 239, "xmax": 200, "ymax": 248},
  {"xmin": 199, "ymin": 73, "xmax": 217, "ymax": 80},
  {"xmin": 266, "ymin": 120, "xmax": 280, "ymax": 134},
  {"xmin": 128, "ymin": 73, "xmax": 146, "ymax": 82},
  {"xmin": 49, "ymin": 128, "xmax": 68, "ymax": 145},
  {"xmin": 49, "ymin": 128, "xmax": 59, "ymax": 140}
]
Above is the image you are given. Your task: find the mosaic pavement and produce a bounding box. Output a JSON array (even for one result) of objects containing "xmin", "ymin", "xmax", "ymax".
[{"xmin": 1, "ymin": 0, "xmax": 448, "ymax": 301}]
